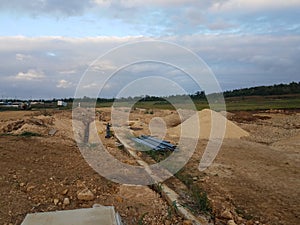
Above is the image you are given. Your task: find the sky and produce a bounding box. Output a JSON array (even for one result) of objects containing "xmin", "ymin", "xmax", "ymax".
[{"xmin": 0, "ymin": 0, "xmax": 300, "ymax": 99}]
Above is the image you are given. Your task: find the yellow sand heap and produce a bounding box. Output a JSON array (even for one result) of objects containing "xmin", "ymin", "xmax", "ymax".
[{"xmin": 168, "ymin": 109, "xmax": 249, "ymax": 139}]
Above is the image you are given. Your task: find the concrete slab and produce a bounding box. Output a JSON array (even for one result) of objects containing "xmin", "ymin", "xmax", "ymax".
[{"xmin": 21, "ymin": 206, "xmax": 122, "ymax": 225}]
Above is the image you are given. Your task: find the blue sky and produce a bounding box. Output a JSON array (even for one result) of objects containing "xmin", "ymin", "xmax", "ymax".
[{"xmin": 0, "ymin": 0, "xmax": 300, "ymax": 99}]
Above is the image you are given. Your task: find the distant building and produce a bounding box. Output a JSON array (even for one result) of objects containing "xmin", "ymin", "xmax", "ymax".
[
  {"xmin": 31, "ymin": 101, "xmax": 44, "ymax": 105},
  {"xmin": 0, "ymin": 101, "xmax": 30, "ymax": 109},
  {"xmin": 57, "ymin": 100, "xmax": 68, "ymax": 107}
]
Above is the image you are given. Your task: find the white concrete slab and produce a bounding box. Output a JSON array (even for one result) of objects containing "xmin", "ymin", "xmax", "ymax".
[{"xmin": 21, "ymin": 206, "xmax": 121, "ymax": 225}]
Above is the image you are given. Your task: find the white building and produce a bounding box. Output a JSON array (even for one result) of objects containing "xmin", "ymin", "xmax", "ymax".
[{"xmin": 57, "ymin": 100, "xmax": 68, "ymax": 107}]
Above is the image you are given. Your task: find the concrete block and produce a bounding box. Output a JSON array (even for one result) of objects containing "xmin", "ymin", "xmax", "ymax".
[{"xmin": 21, "ymin": 206, "xmax": 122, "ymax": 225}]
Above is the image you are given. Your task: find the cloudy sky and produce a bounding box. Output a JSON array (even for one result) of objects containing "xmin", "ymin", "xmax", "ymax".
[{"xmin": 0, "ymin": 0, "xmax": 299, "ymax": 99}]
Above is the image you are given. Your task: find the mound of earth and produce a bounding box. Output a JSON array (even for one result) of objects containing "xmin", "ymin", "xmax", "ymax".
[
  {"xmin": 162, "ymin": 109, "xmax": 196, "ymax": 128},
  {"xmin": 168, "ymin": 109, "xmax": 249, "ymax": 139},
  {"xmin": 0, "ymin": 115, "xmax": 54, "ymax": 135}
]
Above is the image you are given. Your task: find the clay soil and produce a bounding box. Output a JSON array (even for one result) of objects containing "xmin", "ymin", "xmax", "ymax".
[
  {"xmin": 172, "ymin": 109, "xmax": 300, "ymax": 225},
  {"xmin": 0, "ymin": 109, "xmax": 299, "ymax": 225},
  {"xmin": 0, "ymin": 110, "xmax": 183, "ymax": 225}
]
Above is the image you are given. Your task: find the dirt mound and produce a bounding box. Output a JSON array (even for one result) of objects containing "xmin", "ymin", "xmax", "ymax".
[
  {"xmin": 168, "ymin": 109, "xmax": 249, "ymax": 139},
  {"xmin": 163, "ymin": 109, "xmax": 196, "ymax": 128},
  {"xmin": 0, "ymin": 116, "xmax": 54, "ymax": 135}
]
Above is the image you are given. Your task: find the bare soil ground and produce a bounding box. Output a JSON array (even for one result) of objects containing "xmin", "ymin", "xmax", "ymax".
[
  {"xmin": 0, "ymin": 109, "xmax": 299, "ymax": 225},
  {"xmin": 0, "ymin": 110, "xmax": 183, "ymax": 225}
]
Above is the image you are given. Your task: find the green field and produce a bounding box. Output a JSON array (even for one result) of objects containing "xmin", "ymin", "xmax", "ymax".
[
  {"xmin": 2, "ymin": 94, "xmax": 299, "ymax": 112},
  {"xmin": 95, "ymin": 94, "xmax": 300, "ymax": 111}
]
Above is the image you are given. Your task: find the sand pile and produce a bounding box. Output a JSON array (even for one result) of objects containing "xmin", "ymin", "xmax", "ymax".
[
  {"xmin": 163, "ymin": 109, "xmax": 196, "ymax": 128},
  {"xmin": 168, "ymin": 109, "xmax": 249, "ymax": 139}
]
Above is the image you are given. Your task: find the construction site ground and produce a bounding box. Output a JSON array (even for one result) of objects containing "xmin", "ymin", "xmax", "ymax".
[{"xmin": 0, "ymin": 108, "xmax": 299, "ymax": 225}]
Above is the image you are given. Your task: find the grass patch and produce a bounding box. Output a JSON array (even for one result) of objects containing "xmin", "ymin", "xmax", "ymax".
[
  {"xmin": 150, "ymin": 182, "xmax": 163, "ymax": 196},
  {"xmin": 144, "ymin": 150, "xmax": 172, "ymax": 162},
  {"xmin": 175, "ymin": 170, "xmax": 194, "ymax": 187},
  {"xmin": 137, "ymin": 212, "xmax": 148, "ymax": 225},
  {"xmin": 190, "ymin": 186, "xmax": 211, "ymax": 213},
  {"xmin": 235, "ymin": 207, "xmax": 254, "ymax": 220},
  {"xmin": 175, "ymin": 170, "xmax": 211, "ymax": 214}
]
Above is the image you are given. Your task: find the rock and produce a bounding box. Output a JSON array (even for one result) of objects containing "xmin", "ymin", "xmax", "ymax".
[
  {"xmin": 63, "ymin": 197, "xmax": 70, "ymax": 205},
  {"xmin": 48, "ymin": 129, "xmax": 57, "ymax": 136},
  {"xmin": 183, "ymin": 220, "xmax": 193, "ymax": 225},
  {"xmin": 61, "ymin": 189, "xmax": 68, "ymax": 195},
  {"xmin": 192, "ymin": 177, "xmax": 198, "ymax": 181},
  {"xmin": 53, "ymin": 198, "xmax": 59, "ymax": 205},
  {"xmin": 115, "ymin": 196, "xmax": 123, "ymax": 203},
  {"xmin": 221, "ymin": 210, "xmax": 233, "ymax": 220},
  {"xmin": 26, "ymin": 185, "xmax": 35, "ymax": 192},
  {"xmin": 164, "ymin": 220, "xmax": 171, "ymax": 225},
  {"xmin": 19, "ymin": 182, "xmax": 25, "ymax": 187},
  {"xmin": 237, "ymin": 216, "xmax": 244, "ymax": 223},
  {"xmin": 227, "ymin": 220, "xmax": 237, "ymax": 225},
  {"xmin": 77, "ymin": 188, "xmax": 95, "ymax": 201}
]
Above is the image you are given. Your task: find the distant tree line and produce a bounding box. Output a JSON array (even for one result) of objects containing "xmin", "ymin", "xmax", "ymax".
[
  {"xmin": 222, "ymin": 82, "xmax": 300, "ymax": 97},
  {"xmin": 2, "ymin": 82, "xmax": 299, "ymax": 103}
]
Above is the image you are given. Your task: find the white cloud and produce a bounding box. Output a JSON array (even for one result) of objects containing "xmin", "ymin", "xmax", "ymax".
[
  {"xmin": 90, "ymin": 60, "xmax": 117, "ymax": 72},
  {"xmin": 59, "ymin": 69, "xmax": 77, "ymax": 74},
  {"xmin": 83, "ymin": 83, "xmax": 99, "ymax": 89},
  {"xmin": 0, "ymin": 0, "xmax": 94, "ymax": 16},
  {"xmin": 92, "ymin": 0, "xmax": 200, "ymax": 8},
  {"xmin": 56, "ymin": 79, "xmax": 73, "ymax": 88},
  {"xmin": 0, "ymin": 35, "xmax": 299, "ymax": 98},
  {"xmin": 16, "ymin": 53, "xmax": 32, "ymax": 61},
  {"xmin": 15, "ymin": 69, "xmax": 45, "ymax": 80},
  {"xmin": 211, "ymin": 0, "xmax": 300, "ymax": 12}
]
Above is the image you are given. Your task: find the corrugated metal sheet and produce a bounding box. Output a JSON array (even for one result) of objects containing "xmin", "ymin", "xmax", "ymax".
[{"xmin": 132, "ymin": 135, "xmax": 176, "ymax": 151}]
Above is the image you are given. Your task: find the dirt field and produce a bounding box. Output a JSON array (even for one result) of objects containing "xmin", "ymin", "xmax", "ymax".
[{"xmin": 0, "ymin": 109, "xmax": 299, "ymax": 225}]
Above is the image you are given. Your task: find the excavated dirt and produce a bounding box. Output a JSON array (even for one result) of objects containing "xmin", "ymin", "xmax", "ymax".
[
  {"xmin": 0, "ymin": 110, "xmax": 183, "ymax": 225},
  {"xmin": 0, "ymin": 109, "xmax": 299, "ymax": 225}
]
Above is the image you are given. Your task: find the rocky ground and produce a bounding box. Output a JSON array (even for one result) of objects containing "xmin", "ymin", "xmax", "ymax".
[{"xmin": 0, "ymin": 109, "xmax": 299, "ymax": 225}]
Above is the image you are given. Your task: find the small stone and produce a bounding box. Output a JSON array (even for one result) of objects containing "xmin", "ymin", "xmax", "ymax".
[
  {"xmin": 13, "ymin": 175, "xmax": 17, "ymax": 179},
  {"xmin": 63, "ymin": 197, "xmax": 70, "ymax": 205},
  {"xmin": 237, "ymin": 216, "xmax": 244, "ymax": 223},
  {"xmin": 26, "ymin": 185, "xmax": 35, "ymax": 192},
  {"xmin": 77, "ymin": 188, "xmax": 95, "ymax": 201},
  {"xmin": 227, "ymin": 220, "xmax": 237, "ymax": 225},
  {"xmin": 115, "ymin": 196, "xmax": 123, "ymax": 203},
  {"xmin": 164, "ymin": 220, "xmax": 171, "ymax": 225},
  {"xmin": 53, "ymin": 199, "xmax": 59, "ymax": 205},
  {"xmin": 221, "ymin": 210, "xmax": 233, "ymax": 220},
  {"xmin": 192, "ymin": 177, "xmax": 198, "ymax": 181},
  {"xmin": 61, "ymin": 189, "xmax": 69, "ymax": 195},
  {"xmin": 183, "ymin": 220, "xmax": 193, "ymax": 225},
  {"xmin": 19, "ymin": 182, "xmax": 25, "ymax": 187}
]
